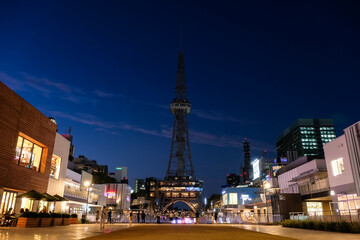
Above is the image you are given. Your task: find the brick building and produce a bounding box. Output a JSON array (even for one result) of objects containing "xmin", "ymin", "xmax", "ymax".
[{"xmin": 0, "ymin": 82, "xmax": 57, "ymax": 214}]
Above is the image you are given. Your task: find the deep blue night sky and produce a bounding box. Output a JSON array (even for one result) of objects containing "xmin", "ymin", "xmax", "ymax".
[{"xmin": 1, "ymin": 0, "xmax": 359, "ymax": 197}]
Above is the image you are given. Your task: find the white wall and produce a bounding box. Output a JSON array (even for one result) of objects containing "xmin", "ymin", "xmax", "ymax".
[
  {"xmin": 324, "ymin": 135, "xmax": 355, "ymax": 194},
  {"xmin": 47, "ymin": 133, "xmax": 70, "ymax": 196},
  {"xmin": 278, "ymin": 159, "xmax": 326, "ymax": 193}
]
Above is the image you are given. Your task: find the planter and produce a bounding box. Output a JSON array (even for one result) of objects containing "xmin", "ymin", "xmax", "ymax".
[
  {"xmin": 50, "ymin": 218, "xmax": 63, "ymax": 226},
  {"xmin": 70, "ymin": 218, "xmax": 78, "ymax": 224},
  {"xmin": 40, "ymin": 218, "xmax": 51, "ymax": 227},
  {"xmin": 17, "ymin": 217, "xmax": 40, "ymax": 228},
  {"xmin": 62, "ymin": 218, "xmax": 70, "ymax": 225}
]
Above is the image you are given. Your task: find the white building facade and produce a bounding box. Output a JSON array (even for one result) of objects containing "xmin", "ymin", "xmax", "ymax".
[{"xmin": 324, "ymin": 121, "xmax": 360, "ymax": 215}]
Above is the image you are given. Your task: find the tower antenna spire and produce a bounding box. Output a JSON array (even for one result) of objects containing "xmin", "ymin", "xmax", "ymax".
[{"xmin": 180, "ymin": 23, "xmax": 183, "ymax": 51}]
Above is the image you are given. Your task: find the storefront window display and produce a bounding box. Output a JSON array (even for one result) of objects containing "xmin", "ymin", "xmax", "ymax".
[
  {"xmin": 0, "ymin": 191, "xmax": 18, "ymax": 214},
  {"xmin": 14, "ymin": 134, "xmax": 44, "ymax": 172},
  {"xmin": 50, "ymin": 154, "xmax": 62, "ymax": 179},
  {"xmin": 306, "ymin": 202, "xmax": 323, "ymax": 216}
]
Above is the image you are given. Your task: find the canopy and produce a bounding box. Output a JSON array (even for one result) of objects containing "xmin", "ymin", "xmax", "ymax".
[
  {"xmin": 42, "ymin": 193, "xmax": 58, "ymax": 202},
  {"xmin": 53, "ymin": 194, "xmax": 68, "ymax": 201},
  {"xmin": 17, "ymin": 190, "xmax": 46, "ymax": 200}
]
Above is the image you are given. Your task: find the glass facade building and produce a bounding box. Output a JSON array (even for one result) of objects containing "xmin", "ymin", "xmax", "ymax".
[{"xmin": 276, "ymin": 119, "xmax": 336, "ymax": 161}]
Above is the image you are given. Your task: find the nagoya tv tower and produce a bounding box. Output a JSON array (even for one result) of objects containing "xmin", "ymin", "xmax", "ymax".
[{"xmin": 159, "ymin": 40, "xmax": 203, "ymax": 212}]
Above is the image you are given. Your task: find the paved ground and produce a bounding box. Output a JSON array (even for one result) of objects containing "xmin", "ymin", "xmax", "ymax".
[
  {"xmin": 1, "ymin": 223, "xmax": 359, "ymax": 240},
  {"xmin": 236, "ymin": 224, "xmax": 360, "ymax": 240},
  {"xmin": 83, "ymin": 224, "xmax": 294, "ymax": 240},
  {"xmin": 0, "ymin": 223, "xmax": 129, "ymax": 240}
]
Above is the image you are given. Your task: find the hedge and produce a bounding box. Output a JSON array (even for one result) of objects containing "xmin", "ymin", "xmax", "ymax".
[
  {"xmin": 71, "ymin": 214, "xmax": 78, "ymax": 218},
  {"xmin": 38, "ymin": 212, "xmax": 51, "ymax": 218},
  {"xmin": 281, "ymin": 219, "xmax": 360, "ymax": 233}
]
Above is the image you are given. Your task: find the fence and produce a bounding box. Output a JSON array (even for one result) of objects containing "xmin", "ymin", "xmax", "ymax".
[{"xmin": 290, "ymin": 210, "xmax": 360, "ymax": 223}]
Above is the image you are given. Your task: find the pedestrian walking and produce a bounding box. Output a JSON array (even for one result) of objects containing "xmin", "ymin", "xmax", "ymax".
[
  {"xmin": 128, "ymin": 210, "xmax": 133, "ymax": 225},
  {"xmin": 141, "ymin": 211, "xmax": 146, "ymax": 223},
  {"xmin": 156, "ymin": 212, "xmax": 161, "ymax": 224},
  {"xmin": 214, "ymin": 212, "xmax": 218, "ymax": 224},
  {"xmin": 195, "ymin": 211, "xmax": 200, "ymax": 224},
  {"xmin": 100, "ymin": 206, "xmax": 107, "ymax": 229},
  {"xmin": 108, "ymin": 209, "xmax": 112, "ymax": 224},
  {"xmin": 96, "ymin": 210, "xmax": 100, "ymax": 223},
  {"xmin": 169, "ymin": 211, "xmax": 174, "ymax": 222}
]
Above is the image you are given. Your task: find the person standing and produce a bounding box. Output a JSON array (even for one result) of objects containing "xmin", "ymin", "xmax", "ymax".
[
  {"xmin": 195, "ymin": 211, "xmax": 200, "ymax": 224},
  {"xmin": 214, "ymin": 212, "xmax": 218, "ymax": 224},
  {"xmin": 107, "ymin": 209, "xmax": 112, "ymax": 224},
  {"xmin": 141, "ymin": 211, "xmax": 146, "ymax": 223},
  {"xmin": 169, "ymin": 211, "xmax": 174, "ymax": 223},
  {"xmin": 156, "ymin": 212, "xmax": 161, "ymax": 224},
  {"xmin": 128, "ymin": 210, "xmax": 133, "ymax": 225},
  {"xmin": 137, "ymin": 212, "xmax": 140, "ymax": 223},
  {"xmin": 96, "ymin": 210, "xmax": 100, "ymax": 223},
  {"xmin": 100, "ymin": 206, "xmax": 107, "ymax": 230}
]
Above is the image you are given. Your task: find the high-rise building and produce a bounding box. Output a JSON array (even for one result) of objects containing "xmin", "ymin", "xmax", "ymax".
[
  {"xmin": 276, "ymin": 119, "xmax": 336, "ymax": 161},
  {"xmin": 108, "ymin": 167, "xmax": 127, "ymax": 183},
  {"xmin": 134, "ymin": 179, "xmax": 146, "ymax": 193},
  {"xmin": 240, "ymin": 139, "xmax": 252, "ymax": 183}
]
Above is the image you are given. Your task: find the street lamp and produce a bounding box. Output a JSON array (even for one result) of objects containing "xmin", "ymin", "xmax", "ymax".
[
  {"xmin": 263, "ymin": 181, "xmax": 271, "ymax": 224},
  {"xmin": 84, "ymin": 181, "xmax": 91, "ymax": 222}
]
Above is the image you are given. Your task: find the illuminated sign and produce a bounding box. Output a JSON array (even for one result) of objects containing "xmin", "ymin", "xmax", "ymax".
[
  {"xmin": 106, "ymin": 192, "xmax": 116, "ymax": 199},
  {"xmin": 185, "ymin": 187, "xmax": 202, "ymax": 192},
  {"xmin": 270, "ymin": 164, "xmax": 284, "ymax": 178},
  {"xmin": 116, "ymin": 167, "xmax": 122, "ymax": 170},
  {"xmin": 252, "ymin": 159, "xmax": 260, "ymax": 180}
]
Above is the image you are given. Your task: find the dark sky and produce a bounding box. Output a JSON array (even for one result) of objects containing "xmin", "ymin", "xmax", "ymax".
[{"xmin": 1, "ymin": 0, "xmax": 359, "ymax": 197}]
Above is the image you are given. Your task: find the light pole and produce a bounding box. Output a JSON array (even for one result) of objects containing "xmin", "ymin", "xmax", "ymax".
[
  {"xmin": 84, "ymin": 181, "xmax": 91, "ymax": 222},
  {"xmin": 263, "ymin": 182, "xmax": 271, "ymax": 224}
]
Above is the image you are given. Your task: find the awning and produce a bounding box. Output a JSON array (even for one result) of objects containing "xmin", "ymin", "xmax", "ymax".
[{"xmin": 17, "ymin": 190, "xmax": 47, "ymax": 200}]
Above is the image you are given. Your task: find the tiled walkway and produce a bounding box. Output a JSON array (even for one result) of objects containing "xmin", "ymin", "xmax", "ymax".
[
  {"xmin": 235, "ymin": 224, "xmax": 359, "ymax": 240},
  {"xmin": 0, "ymin": 223, "xmax": 130, "ymax": 240}
]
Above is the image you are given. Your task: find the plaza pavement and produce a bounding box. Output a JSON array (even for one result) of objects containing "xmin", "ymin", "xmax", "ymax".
[
  {"xmin": 236, "ymin": 224, "xmax": 359, "ymax": 240},
  {"xmin": 0, "ymin": 223, "xmax": 130, "ymax": 240},
  {"xmin": 1, "ymin": 223, "xmax": 359, "ymax": 240}
]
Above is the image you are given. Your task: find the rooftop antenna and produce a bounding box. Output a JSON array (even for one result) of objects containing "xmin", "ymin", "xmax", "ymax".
[{"xmin": 180, "ymin": 23, "xmax": 183, "ymax": 51}]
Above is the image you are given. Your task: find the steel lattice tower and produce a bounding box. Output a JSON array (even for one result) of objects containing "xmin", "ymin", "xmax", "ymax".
[{"xmin": 166, "ymin": 51, "xmax": 195, "ymax": 179}]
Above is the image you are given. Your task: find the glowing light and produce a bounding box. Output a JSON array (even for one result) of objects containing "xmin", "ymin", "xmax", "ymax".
[
  {"xmin": 330, "ymin": 190, "xmax": 335, "ymax": 196},
  {"xmin": 84, "ymin": 181, "xmax": 91, "ymax": 187},
  {"xmin": 264, "ymin": 182, "xmax": 271, "ymax": 189}
]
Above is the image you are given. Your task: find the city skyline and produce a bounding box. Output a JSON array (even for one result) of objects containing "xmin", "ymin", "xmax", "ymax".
[{"xmin": 1, "ymin": 0, "xmax": 360, "ymax": 196}]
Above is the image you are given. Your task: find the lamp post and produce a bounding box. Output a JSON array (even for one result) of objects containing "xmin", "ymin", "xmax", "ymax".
[
  {"xmin": 84, "ymin": 181, "xmax": 91, "ymax": 222},
  {"xmin": 263, "ymin": 182, "xmax": 271, "ymax": 224}
]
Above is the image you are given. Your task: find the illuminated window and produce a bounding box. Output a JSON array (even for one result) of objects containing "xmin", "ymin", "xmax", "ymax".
[
  {"xmin": 181, "ymin": 193, "xmax": 189, "ymax": 198},
  {"xmin": 331, "ymin": 158, "xmax": 345, "ymax": 176},
  {"xmin": 150, "ymin": 192, "xmax": 155, "ymax": 197},
  {"xmin": 229, "ymin": 193, "xmax": 238, "ymax": 204},
  {"xmin": 0, "ymin": 191, "xmax": 18, "ymax": 214},
  {"xmin": 50, "ymin": 154, "xmax": 62, "ymax": 179},
  {"xmin": 190, "ymin": 192, "xmax": 196, "ymax": 198},
  {"xmin": 14, "ymin": 134, "xmax": 45, "ymax": 172},
  {"xmin": 222, "ymin": 194, "xmax": 228, "ymax": 205},
  {"xmin": 306, "ymin": 202, "xmax": 323, "ymax": 216}
]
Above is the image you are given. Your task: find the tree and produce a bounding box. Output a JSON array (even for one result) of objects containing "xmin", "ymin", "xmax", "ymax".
[{"xmin": 92, "ymin": 172, "xmax": 117, "ymax": 184}]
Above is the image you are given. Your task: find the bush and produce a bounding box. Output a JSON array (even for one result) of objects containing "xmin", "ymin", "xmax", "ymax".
[
  {"xmin": 38, "ymin": 212, "xmax": 50, "ymax": 218},
  {"xmin": 337, "ymin": 221, "xmax": 351, "ymax": 233},
  {"xmin": 282, "ymin": 219, "xmax": 360, "ymax": 233},
  {"xmin": 314, "ymin": 221, "xmax": 325, "ymax": 230},
  {"xmin": 306, "ymin": 220, "xmax": 314, "ymax": 229},
  {"xmin": 50, "ymin": 213, "xmax": 62, "ymax": 218},
  {"xmin": 325, "ymin": 221, "xmax": 337, "ymax": 231},
  {"xmin": 21, "ymin": 211, "xmax": 38, "ymax": 218},
  {"xmin": 349, "ymin": 222, "xmax": 360, "ymax": 233},
  {"xmin": 62, "ymin": 213, "xmax": 70, "ymax": 218},
  {"xmin": 71, "ymin": 214, "xmax": 78, "ymax": 218}
]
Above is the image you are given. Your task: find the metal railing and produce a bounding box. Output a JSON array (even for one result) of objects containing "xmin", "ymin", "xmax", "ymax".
[{"xmin": 290, "ymin": 210, "xmax": 360, "ymax": 222}]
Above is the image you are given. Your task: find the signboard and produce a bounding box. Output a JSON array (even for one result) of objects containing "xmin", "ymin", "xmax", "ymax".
[
  {"xmin": 270, "ymin": 164, "xmax": 284, "ymax": 178},
  {"xmin": 252, "ymin": 159, "xmax": 260, "ymax": 180}
]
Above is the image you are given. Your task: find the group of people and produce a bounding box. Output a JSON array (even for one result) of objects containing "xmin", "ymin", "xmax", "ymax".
[
  {"xmin": 167, "ymin": 210, "xmax": 200, "ymax": 224},
  {"xmin": 96, "ymin": 206, "xmax": 113, "ymax": 229}
]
